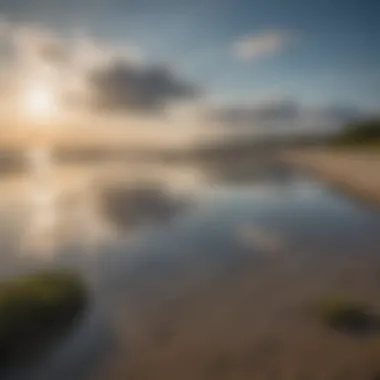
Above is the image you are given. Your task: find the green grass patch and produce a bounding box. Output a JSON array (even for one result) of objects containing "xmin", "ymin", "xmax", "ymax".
[
  {"xmin": 314, "ymin": 296, "xmax": 377, "ymax": 333},
  {"xmin": 0, "ymin": 271, "xmax": 87, "ymax": 367}
]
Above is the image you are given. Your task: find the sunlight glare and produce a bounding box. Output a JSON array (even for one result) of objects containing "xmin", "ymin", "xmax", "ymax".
[{"xmin": 25, "ymin": 83, "xmax": 56, "ymax": 120}]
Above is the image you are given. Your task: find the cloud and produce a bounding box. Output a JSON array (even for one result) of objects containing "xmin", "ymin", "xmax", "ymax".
[
  {"xmin": 0, "ymin": 21, "xmax": 364, "ymax": 143},
  {"xmin": 312, "ymin": 105, "xmax": 362, "ymax": 124},
  {"xmin": 233, "ymin": 30, "xmax": 292, "ymax": 61},
  {"xmin": 84, "ymin": 59, "xmax": 199, "ymax": 113},
  {"xmin": 32, "ymin": 35, "xmax": 70, "ymax": 65},
  {"xmin": 211, "ymin": 99, "xmax": 299, "ymax": 127},
  {"xmin": 0, "ymin": 22, "xmax": 199, "ymax": 119},
  {"xmin": 11, "ymin": 27, "xmax": 70, "ymax": 66},
  {"xmin": 208, "ymin": 98, "xmax": 362, "ymax": 133}
]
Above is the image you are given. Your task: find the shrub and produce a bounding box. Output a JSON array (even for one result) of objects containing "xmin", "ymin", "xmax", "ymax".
[
  {"xmin": 315, "ymin": 296, "xmax": 375, "ymax": 332},
  {"xmin": 336, "ymin": 119, "xmax": 380, "ymax": 145},
  {"xmin": 0, "ymin": 271, "xmax": 87, "ymax": 366}
]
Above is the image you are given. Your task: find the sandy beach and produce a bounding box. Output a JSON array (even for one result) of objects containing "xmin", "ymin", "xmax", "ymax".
[{"xmin": 283, "ymin": 149, "xmax": 380, "ymax": 205}]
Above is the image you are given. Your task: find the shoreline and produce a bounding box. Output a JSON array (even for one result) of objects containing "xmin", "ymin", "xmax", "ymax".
[{"xmin": 282, "ymin": 149, "xmax": 380, "ymax": 207}]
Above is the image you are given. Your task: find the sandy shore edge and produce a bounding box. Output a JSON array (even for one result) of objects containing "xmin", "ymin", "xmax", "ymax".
[{"xmin": 282, "ymin": 149, "xmax": 380, "ymax": 205}]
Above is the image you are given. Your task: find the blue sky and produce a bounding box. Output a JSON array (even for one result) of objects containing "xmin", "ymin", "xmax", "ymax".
[
  {"xmin": 0, "ymin": 0, "xmax": 379, "ymax": 136},
  {"xmin": 2, "ymin": 0, "xmax": 379, "ymax": 106},
  {"xmin": 108, "ymin": 0, "xmax": 380, "ymax": 110}
]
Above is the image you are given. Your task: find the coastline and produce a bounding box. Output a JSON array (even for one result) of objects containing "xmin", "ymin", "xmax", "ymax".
[{"xmin": 282, "ymin": 148, "xmax": 380, "ymax": 206}]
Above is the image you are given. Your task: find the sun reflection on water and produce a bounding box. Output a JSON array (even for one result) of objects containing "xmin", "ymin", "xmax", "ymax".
[
  {"xmin": 23, "ymin": 146, "xmax": 57, "ymax": 254},
  {"xmin": 22, "ymin": 146, "xmax": 114, "ymax": 256}
]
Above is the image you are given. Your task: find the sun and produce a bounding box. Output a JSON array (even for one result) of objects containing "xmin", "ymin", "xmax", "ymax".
[{"xmin": 25, "ymin": 83, "xmax": 56, "ymax": 120}]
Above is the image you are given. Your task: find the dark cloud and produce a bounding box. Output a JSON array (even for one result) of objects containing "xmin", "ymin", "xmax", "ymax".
[
  {"xmin": 209, "ymin": 100, "xmax": 362, "ymax": 131},
  {"xmin": 85, "ymin": 59, "xmax": 199, "ymax": 113},
  {"xmin": 312, "ymin": 105, "xmax": 362, "ymax": 125},
  {"xmin": 211, "ymin": 99, "xmax": 299, "ymax": 126}
]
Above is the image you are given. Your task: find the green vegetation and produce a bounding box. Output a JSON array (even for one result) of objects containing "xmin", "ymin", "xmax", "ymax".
[
  {"xmin": 0, "ymin": 271, "xmax": 87, "ymax": 367},
  {"xmin": 334, "ymin": 119, "xmax": 380, "ymax": 146},
  {"xmin": 315, "ymin": 296, "xmax": 376, "ymax": 332}
]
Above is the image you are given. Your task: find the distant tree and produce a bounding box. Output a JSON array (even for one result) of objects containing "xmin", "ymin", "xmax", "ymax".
[{"xmin": 337, "ymin": 119, "xmax": 380, "ymax": 144}]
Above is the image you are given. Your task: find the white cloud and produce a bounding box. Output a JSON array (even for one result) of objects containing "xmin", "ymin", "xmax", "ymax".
[
  {"xmin": 0, "ymin": 22, "xmax": 199, "ymax": 125},
  {"xmin": 233, "ymin": 30, "xmax": 292, "ymax": 61}
]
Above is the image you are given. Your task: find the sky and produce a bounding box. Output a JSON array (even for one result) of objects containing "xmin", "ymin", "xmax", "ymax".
[{"xmin": 0, "ymin": 0, "xmax": 379, "ymax": 146}]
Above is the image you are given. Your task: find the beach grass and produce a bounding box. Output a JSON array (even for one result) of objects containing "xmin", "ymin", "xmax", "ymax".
[{"xmin": 0, "ymin": 271, "xmax": 87, "ymax": 367}]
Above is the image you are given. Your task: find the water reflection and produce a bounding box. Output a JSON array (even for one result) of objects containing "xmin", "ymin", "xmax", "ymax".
[
  {"xmin": 22, "ymin": 147, "xmax": 56, "ymax": 255},
  {"xmin": 21, "ymin": 148, "xmax": 105, "ymax": 257},
  {"xmin": 1, "ymin": 157, "xmax": 380, "ymax": 379},
  {"xmin": 97, "ymin": 181, "xmax": 188, "ymax": 230},
  {"xmin": 206, "ymin": 157, "xmax": 296, "ymax": 185},
  {"xmin": 237, "ymin": 224, "xmax": 289, "ymax": 254},
  {"xmin": 23, "ymin": 190, "xmax": 57, "ymax": 255}
]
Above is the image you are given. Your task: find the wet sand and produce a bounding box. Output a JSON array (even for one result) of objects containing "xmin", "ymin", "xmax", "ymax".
[{"xmin": 85, "ymin": 241, "xmax": 380, "ymax": 380}]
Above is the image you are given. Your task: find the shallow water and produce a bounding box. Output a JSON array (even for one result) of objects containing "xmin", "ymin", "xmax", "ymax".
[{"xmin": 2, "ymin": 158, "xmax": 380, "ymax": 380}]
